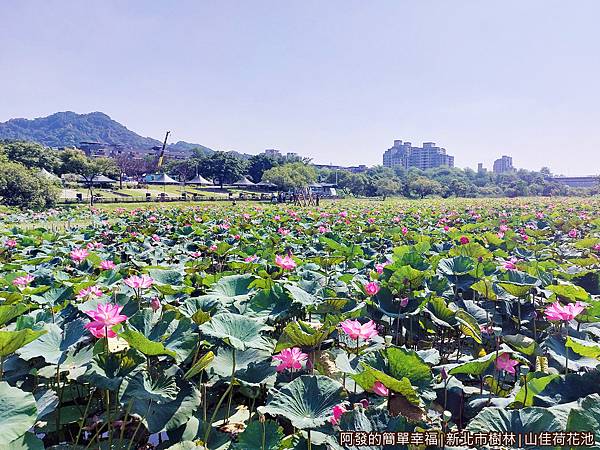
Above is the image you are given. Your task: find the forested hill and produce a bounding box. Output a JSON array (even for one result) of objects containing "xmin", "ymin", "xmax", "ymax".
[{"xmin": 0, "ymin": 111, "xmax": 214, "ymax": 154}]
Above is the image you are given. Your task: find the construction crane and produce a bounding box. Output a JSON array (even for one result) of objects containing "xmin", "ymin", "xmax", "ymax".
[{"xmin": 156, "ymin": 131, "xmax": 170, "ymax": 171}]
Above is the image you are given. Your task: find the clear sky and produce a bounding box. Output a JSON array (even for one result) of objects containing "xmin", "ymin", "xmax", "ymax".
[{"xmin": 1, "ymin": 1, "xmax": 599, "ymax": 175}]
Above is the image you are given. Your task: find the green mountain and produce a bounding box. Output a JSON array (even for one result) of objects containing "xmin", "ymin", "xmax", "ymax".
[{"xmin": 0, "ymin": 111, "xmax": 214, "ymax": 154}]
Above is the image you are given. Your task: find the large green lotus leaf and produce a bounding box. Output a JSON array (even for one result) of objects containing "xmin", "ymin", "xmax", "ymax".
[
  {"xmin": 0, "ymin": 329, "xmax": 46, "ymax": 357},
  {"xmin": 37, "ymin": 346, "xmax": 94, "ymax": 380},
  {"xmin": 284, "ymin": 284, "xmax": 320, "ymax": 307},
  {"xmin": 512, "ymin": 372, "xmax": 561, "ymax": 407},
  {"xmin": 470, "ymin": 279, "xmax": 499, "ymax": 300},
  {"xmin": 260, "ymin": 375, "xmax": 343, "ymax": 429},
  {"xmin": 437, "ymin": 256, "xmax": 474, "ymax": 276},
  {"xmin": 275, "ymin": 320, "xmax": 335, "ymax": 352},
  {"xmin": 201, "ymin": 313, "xmax": 268, "ymax": 350},
  {"xmin": 119, "ymin": 370, "xmax": 178, "ymax": 404},
  {"xmin": 0, "ymin": 304, "xmax": 29, "ymax": 327},
  {"xmin": 178, "ymin": 296, "xmax": 224, "ymax": 318},
  {"xmin": 497, "ymin": 282, "xmax": 533, "ymax": 298},
  {"xmin": 547, "ymin": 284, "xmax": 591, "ymax": 302},
  {"xmin": 543, "ymin": 335, "xmax": 600, "ymax": 371},
  {"xmin": 18, "ymin": 320, "xmax": 86, "ymax": 364},
  {"xmin": 126, "ymin": 310, "xmax": 196, "ymax": 363},
  {"xmin": 468, "ymin": 406, "xmax": 567, "ymax": 435},
  {"xmin": 117, "ymin": 324, "xmax": 177, "ymax": 359},
  {"xmin": 5, "ymin": 432, "xmax": 45, "ymax": 450},
  {"xmin": 209, "ymin": 274, "xmax": 256, "ymax": 299},
  {"xmin": 239, "ymin": 285, "xmax": 297, "ymax": 320},
  {"xmin": 119, "ymin": 370, "xmax": 200, "ymax": 433},
  {"xmin": 389, "ymin": 265, "xmax": 425, "ymax": 290},
  {"xmin": 210, "ymin": 346, "xmax": 272, "ymax": 379},
  {"xmin": 425, "ymin": 296, "xmax": 456, "ymax": 328},
  {"xmin": 448, "ymin": 352, "xmax": 498, "ymax": 376},
  {"xmin": 147, "ymin": 268, "xmax": 183, "ymax": 286},
  {"xmin": 352, "ymin": 363, "xmax": 420, "ymax": 405},
  {"xmin": 566, "ymin": 393, "xmax": 600, "ymax": 443},
  {"xmin": 231, "ymin": 419, "xmax": 283, "ymax": 450},
  {"xmin": 449, "ymin": 243, "xmax": 492, "ymax": 260},
  {"xmin": 385, "ymin": 347, "xmax": 432, "ymax": 389},
  {"xmin": 80, "ymin": 349, "xmax": 144, "ymax": 391},
  {"xmin": 565, "ymin": 336, "xmax": 600, "ymax": 359},
  {"xmin": 503, "ymin": 334, "xmax": 539, "ymax": 356},
  {"xmin": 531, "ymin": 369, "xmax": 600, "ymax": 407},
  {"xmin": 0, "ymin": 382, "xmax": 38, "ymax": 447},
  {"xmin": 30, "ymin": 287, "xmax": 73, "ymax": 306},
  {"xmin": 455, "ymin": 309, "xmax": 482, "ymax": 344}
]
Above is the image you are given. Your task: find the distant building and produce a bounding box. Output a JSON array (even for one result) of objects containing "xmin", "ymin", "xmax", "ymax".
[
  {"xmin": 477, "ymin": 163, "xmax": 487, "ymax": 174},
  {"xmin": 493, "ymin": 155, "xmax": 514, "ymax": 174},
  {"xmin": 285, "ymin": 152, "xmax": 299, "ymax": 160},
  {"xmin": 550, "ymin": 176, "xmax": 599, "ymax": 189},
  {"xmin": 264, "ymin": 149, "xmax": 281, "ymax": 158},
  {"xmin": 383, "ymin": 140, "xmax": 454, "ymax": 170}
]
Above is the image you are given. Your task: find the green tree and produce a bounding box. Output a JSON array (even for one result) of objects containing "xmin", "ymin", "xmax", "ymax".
[
  {"xmin": 408, "ymin": 176, "xmax": 442, "ymax": 199},
  {"xmin": 204, "ymin": 152, "xmax": 248, "ymax": 188},
  {"xmin": 0, "ymin": 140, "xmax": 60, "ymax": 171},
  {"xmin": 248, "ymin": 153, "xmax": 279, "ymax": 182},
  {"xmin": 0, "ymin": 162, "xmax": 60, "ymax": 210},
  {"xmin": 376, "ymin": 178, "xmax": 402, "ymax": 200},
  {"xmin": 59, "ymin": 149, "xmax": 119, "ymax": 205},
  {"xmin": 262, "ymin": 162, "xmax": 317, "ymax": 190}
]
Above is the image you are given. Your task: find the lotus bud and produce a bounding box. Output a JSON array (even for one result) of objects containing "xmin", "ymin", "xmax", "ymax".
[
  {"xmin": 443, "ymin": 410, "xmax": 452, "ymax": 422},
  {"xmin": 440, "ymin": 367, "xmax": 449, "ymax": 381},
  {"xmin": 384, "ymin": 335, "xmax": 393, "ymax": 346}
]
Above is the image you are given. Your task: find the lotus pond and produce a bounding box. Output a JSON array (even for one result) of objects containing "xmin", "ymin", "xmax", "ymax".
[{"xmin": 1, "ymin": 198, "xmax": 600, "ymax": 449}]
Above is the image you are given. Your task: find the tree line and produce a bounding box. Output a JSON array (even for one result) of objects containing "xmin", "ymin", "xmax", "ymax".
[{"xmin": 0, "ymin": 140, "xmax": 597, "ymax": 210}]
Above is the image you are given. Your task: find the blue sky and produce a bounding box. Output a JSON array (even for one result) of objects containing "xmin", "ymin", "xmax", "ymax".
[{"xmin": 1, "ymin": 0, "xmax": 599, "ymax": 175}]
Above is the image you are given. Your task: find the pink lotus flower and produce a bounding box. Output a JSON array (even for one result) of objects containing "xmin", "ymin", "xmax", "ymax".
[
  {"xmin": 536, "ymin": 212, "xmax": 544, "ymax": 219},
  {"xmin": 244, "ymin": 255, "xmax": 258, "ymax": 263},
  {"xmin": 150, "ymin": 297, "xmax": 161, "ymax": 311},
  {"xmin": 375, "ymin": 261, "xmax": 389, "ymax": 274},
  {"xmin": 367, "ymin": 218, "xmax": 375, "ymax": 224},
  {"xmin": 278, "ymin": 227, "xmax": 290, "ymax": 236},
  {"xmin": 594, "ymin": 244, "xmax": 600, "ymax": 252},
  {"xmin": 568, "ymin": 229, "xmax": 578, "ymax": 238},
  {"xmin": 401, "ymin": 227, "xmax": 408, "ymax": 235},
  {"xmin": 400, "ymin": 297, "xmax": 409, "ymax": 308},
  {"xmin": 100, "ymin": 260, "xmax": 116, "ymax": 270},
  {"xmin": 77, "ymin": 286, "xmax": 103, "ymax": 300},
  {"xmin": 318, "ymin": 226, "xmax": 328, "ymax": 233},
  {"xmin": 124, "ymin": 275, "xmax": 154, "ymax": 290},
  {"xmin": 329, "ymin": 404, "xmax": 347, "ymax": 425},
  {"xmin": 544, "ymin": 301, "xmax": 585, "ymax": 322},
  {"xmin": 275, "ymin": 254, "xmax": 296, "ymax": 270},
  {"xmin": 339, "ymin": 211, "xmax": 348, "ymax": 218},
  {"xmin": 242, "ymin": 213, "xmax": 250, "ymax": 220},
  {"xmin": 84, "ymin": 303, "xmax": 128, "ymax": 338},
  {"xmin": 340, "ymin": 319, "xmax": 378, "ymax": 341},
  {"xmin": 209, "ymin": 244, "xmax": 218, "ymax": 252},
  {"xmin": 5, "ymin": 239, "xmax": 17, "ymax": 248},
  {"xmin": 495, "ymin": 353, "xmax": 519, "ymax": 375},
  {"xmin": 13, "ymin": 274, "xmax": 34, "ymax": 287},
  {"xmin": 503, "ymin": 257, "xmax": 519, "ymax": 270},
  {"xmin": 372, "ymin": 381, "xmax": 389, "ymax": 397},
  {"xmin": 151, "ymin": 234, "xmax": 160, "ymax": 242},
  {"xmin": 190, "ymin": 251, "xmax": 202, "ymax": 258},
  {"xmin": 272, "ymin": 347, "xmax": 308, "ymax": 372},
  {"xmin": 459, "ymin": 236, "xmax": 470, "ymax": 245},
  {"xmin": 499, "ymin": 225, "xmax": 509, "ymax": 233},
  {"xmin": 70, "ymin": 248, "xmax": 89, "ymax": 263},
  {"xmin": 364, "ymin": 281, "xmax": 380, "ymax": 296}
]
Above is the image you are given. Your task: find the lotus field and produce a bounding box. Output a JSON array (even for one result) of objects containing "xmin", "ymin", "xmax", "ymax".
[{"xmin": 2, "ymin": 198, "xmax": 600, "ymax": 450}]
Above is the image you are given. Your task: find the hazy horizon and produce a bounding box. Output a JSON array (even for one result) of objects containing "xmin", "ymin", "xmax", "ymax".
[{"xmin": 2, "ymin": 1, "xmax": 600, "ymax": 176}]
